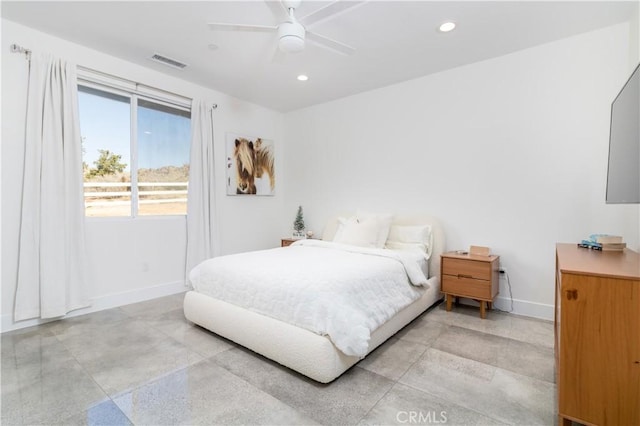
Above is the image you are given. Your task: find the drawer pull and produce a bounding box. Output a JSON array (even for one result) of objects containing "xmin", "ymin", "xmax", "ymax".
[
  {"xmin": 457, "ymin": 274, "xmax": 473, "ymax": 279},
  {"xmin": 565, "ymin": 289, "xmax": 578, "ymax": 300}
]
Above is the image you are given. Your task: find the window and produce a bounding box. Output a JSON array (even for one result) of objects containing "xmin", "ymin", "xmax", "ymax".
[{"xmin": 78, "ymin": 84, "xmax": 191, "ymax": 217}]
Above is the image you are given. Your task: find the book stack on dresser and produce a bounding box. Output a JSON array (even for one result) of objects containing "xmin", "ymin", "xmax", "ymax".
[{"xmin": 578, "ymin": 234, "xmax": 626, "ymax": 251}]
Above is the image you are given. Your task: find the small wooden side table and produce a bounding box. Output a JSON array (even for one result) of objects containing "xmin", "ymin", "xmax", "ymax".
[
  {"xmin": 440, "ymin": 251, "xmax": 500, "ymax": 319},
  {"xmin": 281, "ymin": 238, "xmax": 298, "ymax": 247}
]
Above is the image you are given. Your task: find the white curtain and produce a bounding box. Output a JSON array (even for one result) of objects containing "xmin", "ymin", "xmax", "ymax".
[
  {"xmin": 14, "ymin": 53, "xmax": 90, "ymax": 321},
  {"xmin": 185, "ymin": 100, "xmax": 218, "ymax": 283}
]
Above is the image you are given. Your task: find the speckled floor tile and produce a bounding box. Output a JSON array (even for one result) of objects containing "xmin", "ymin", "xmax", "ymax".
[
  {"xmin": 358, "ymin": 337, "xmax": 427, "ymax": 380},
  {"xmin": 112, "ymin": 359, "xmax": 317, "ymax": 425},
  {"xmin": 508, "ymin": 315, "xmax": 554, "ymax": 349},
  {"xmin": 2, "ymin": 346, "xmax": 108, "ymax": 425},
  {"xmin": 60, "ymin": 399, "xmax": 134, "ymax": 426},
  {"xmin": 395, "ymin": 315, "xmax": 450, "ymax": 346},
  {"xmin": 359, "ymin": 382, "xmax": 507, "ymax": 425},
  {"xmin": 400, "ymin": 348, "xmax": 555, "ymax": 425},
  {"xmin": 142, "ymin": 308, "xmax": 236, "ymax": 358},
  {"xmin": 83, "ymin": 334, "xmax": 204, "ymax": 396},
  {"xmin": 496, "ymin": 338, "xmax": 555, "ymax": 383},
  {"xmin": 118, "ymin": 292, "xmax": 186, "ymax": 320},
  {"xmin": 431, "ymin": 325, "xmax": 511, "ymax": 367},
  {"xmin": 212, "ymin": 346, "xmax": 394, "ymax": 425}
]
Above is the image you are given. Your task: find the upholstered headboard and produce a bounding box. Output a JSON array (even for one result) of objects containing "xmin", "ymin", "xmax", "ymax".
[{"xmin": 321, "ymin": 214, "xmax": 445, "ymax": 281}]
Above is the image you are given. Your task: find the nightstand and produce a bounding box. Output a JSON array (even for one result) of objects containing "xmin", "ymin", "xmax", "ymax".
[
  {"xmin": 440, "ymin": 251, "xmax": 500, "ymax": 319},
  {"xmin": 281, "ymin": 238, "xmax": 298, "ymax": 247}
]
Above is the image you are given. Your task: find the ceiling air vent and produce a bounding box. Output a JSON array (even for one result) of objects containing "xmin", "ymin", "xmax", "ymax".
[{"xmin": 150, "ymin": 53, "xmax": 188, "ymax": 70}]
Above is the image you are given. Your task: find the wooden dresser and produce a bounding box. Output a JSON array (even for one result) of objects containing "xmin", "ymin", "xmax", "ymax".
[{"xmin": 555, "ymin": 243, "xmax": 640, "ymax": 426}]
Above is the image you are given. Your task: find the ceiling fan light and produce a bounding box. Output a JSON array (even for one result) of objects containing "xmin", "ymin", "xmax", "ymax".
[
  {"xmin": 278, "ymin": 21, "xmax": 305, "ymax": 53},
  {"xmin": 279, "ymin": 35, "xmax": 305, "ymax": 53}
]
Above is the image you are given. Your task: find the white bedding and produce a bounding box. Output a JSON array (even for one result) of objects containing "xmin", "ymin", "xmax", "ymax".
[{"xmin": 188, "ymin": 239, "xmax": 428, "ymax": 357}]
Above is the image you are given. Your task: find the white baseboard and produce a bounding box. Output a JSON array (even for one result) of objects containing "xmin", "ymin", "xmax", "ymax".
[
  {"xmin": 492, "ymin": 296, "xmax": 554, "ymax": 321},
  {"xmin": 1, "ymin": 280, "xmax": 187, "ymax": 333},
  {"xmin": 455, "ymin": 296, "xmax": 554, "ymax": 321},
  {"xmin": 3, "ymin": 281, "xmax": 555, "ymax": 333}
]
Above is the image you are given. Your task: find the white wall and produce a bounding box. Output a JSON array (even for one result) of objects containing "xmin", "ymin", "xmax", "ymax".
[
  {"xmin": 631, "ymin": 1, "xmax": 640, "ymax": 66},
  {"xmin": 283, "ymin": 23, "xmax": 639, "ymax": 320},
  {"xmin": 1, "ymin": 19, "xmax": 284, "ymax": 331}
]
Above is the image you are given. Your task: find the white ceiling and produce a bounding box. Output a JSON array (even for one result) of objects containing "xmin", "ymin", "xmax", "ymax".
[{"xmin": 2, "ymin": 1, "xmax": 637, "ymax": 112}]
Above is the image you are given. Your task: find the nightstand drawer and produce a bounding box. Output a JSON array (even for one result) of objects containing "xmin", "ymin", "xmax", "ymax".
[
  {"xmin": 442, "ymin": 258, "xmax": 492, "ymax": 280},
  {"xmin": 441, "ymin": 275, "xmax": 492, "ymax": 300}
]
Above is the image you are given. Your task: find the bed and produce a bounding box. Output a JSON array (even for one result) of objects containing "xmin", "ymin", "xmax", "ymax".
[{"xmin": 183, "ymin": 214, "xmax": 444, "ymax": 383}]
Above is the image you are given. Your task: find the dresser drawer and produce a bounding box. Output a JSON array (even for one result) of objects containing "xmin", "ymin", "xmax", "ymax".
[
  {"xmin": 442, "ymin": 275, "xmax": 492, "ymax": 300},
  {"xmin": 442, "ymin": 258, "xmax": 492, "ymax": 280}
]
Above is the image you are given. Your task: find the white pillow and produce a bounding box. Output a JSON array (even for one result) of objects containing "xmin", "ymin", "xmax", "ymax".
[
  {"xmin": 386, "ymin": 224, "xmax": 432, "ymax": 258},
  {"xmin": 385, "ymin": 241, "xmax": 428, "ymax": 254},
  {"xmin": 332, "ymin": 216, "xmax": 355, "ymax": 242},
  {"xmin": 333, "ymin": 217, "xmax": 380, "ymax": 248},
  {"xmin": 387, "ymin": 224, "xmax": 431, "ymax": 243},
  {"xmin": 355, "ymin": 210, "xmax": 393, "ymax": 248}
]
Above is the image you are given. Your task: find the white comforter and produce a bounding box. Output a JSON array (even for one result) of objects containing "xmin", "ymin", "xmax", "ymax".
[{"xmin": 188, "ymin": 239, "xmax": 428, "ymax": 357}]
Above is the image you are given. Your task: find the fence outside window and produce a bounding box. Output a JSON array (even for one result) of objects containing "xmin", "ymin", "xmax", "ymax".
[{"xmin": 84, "ymin": 181, "xmax": 188, "ymax": 217}]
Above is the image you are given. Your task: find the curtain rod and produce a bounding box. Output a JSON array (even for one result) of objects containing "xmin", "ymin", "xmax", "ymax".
[{"xmin": 10, "ymin": 43, "xmax": 31, "ymax": 59}]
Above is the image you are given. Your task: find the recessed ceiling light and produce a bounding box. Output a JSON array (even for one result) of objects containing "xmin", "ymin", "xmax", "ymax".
[
  {"xmin": 297, "ymin": 74, "xmax": 309, "ymax": 81},
  {"xmin": 207, "ymin": 44, "xmax": 219, "ymax": 51},
  {"xmin": 438, "ymin": 22, "xmax": 456, "ymax": 33}
]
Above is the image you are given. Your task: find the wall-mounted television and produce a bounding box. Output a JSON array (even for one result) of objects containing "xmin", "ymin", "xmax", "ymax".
[{"xmin": 606, "ymin": 62, "xmax": 640, "ymax": 204}]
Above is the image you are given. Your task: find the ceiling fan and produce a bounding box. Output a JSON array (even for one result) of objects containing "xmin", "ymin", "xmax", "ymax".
[{"xmin": 207, "ymin": 0, "xmax": 361, "ymax": 57}]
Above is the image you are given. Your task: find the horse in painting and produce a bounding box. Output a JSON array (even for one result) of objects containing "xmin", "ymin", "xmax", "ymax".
[
  {"xmin": 233, "ymin": 137, "xmax": 275, "ymax": 195},
  {"xmin": 234, "ymin": 138, "xmax": 256, "ymax": 194},
  {"xmin": 254, "ymin": 138, "xmax": 275, "ymax": 193}
]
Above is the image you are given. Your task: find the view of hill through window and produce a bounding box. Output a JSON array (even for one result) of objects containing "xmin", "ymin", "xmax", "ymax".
[{"xmin": 78, "ymin": 85, "xmax": 191, "ymax": 217}]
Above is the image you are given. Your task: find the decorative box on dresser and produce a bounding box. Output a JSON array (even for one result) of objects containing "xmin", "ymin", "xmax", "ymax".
[{"xmin": 555, "ymin": 243, "xmax": 640, "ymax": 426}]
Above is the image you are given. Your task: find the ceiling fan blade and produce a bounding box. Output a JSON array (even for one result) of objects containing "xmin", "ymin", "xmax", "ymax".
[
  {"xmin": 263, "ymin": 0, "xmax": 288, "ymax": 21},
  {"xmin": 208, "ymin": 22, "xmax": 277, "ymax": 33},
  {"xmin": 299, "ymin": 1, "xmax": 366, "ymax": 27},
  {"xmin": 306, "ymin": 31, "xmax": 355, "ymax": 56}
]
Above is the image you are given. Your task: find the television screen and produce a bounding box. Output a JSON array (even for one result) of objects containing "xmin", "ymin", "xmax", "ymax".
[{"xmin": 606, "ymin": 62, "xmax": 640, "ymax": 204}]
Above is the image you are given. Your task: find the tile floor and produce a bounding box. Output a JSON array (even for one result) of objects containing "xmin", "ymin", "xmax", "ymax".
[{"xmin": 1, "ymin": 293, "xmax": 556, "ymax": 425}]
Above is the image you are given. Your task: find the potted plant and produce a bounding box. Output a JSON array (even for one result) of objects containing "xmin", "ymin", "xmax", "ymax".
[{"xmin": 293, "ymin": 205, "xmax": 305, "ymax": 238}]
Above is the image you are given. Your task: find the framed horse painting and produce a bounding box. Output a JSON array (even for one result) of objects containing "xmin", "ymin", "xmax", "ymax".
[{"xmin": 226, "ymin": 133, "xmax": 276, "ymax": 196}]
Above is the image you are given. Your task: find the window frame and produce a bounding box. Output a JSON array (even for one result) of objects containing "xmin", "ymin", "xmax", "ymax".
[{"xmin": 78, "ymin": 77, "xmax": 191, "ymax": 220}]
